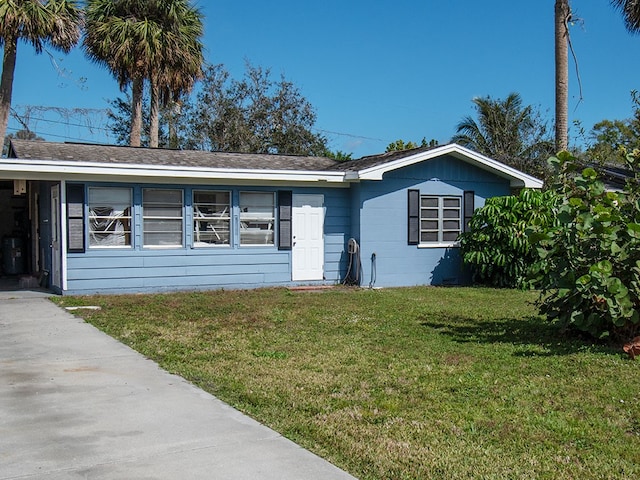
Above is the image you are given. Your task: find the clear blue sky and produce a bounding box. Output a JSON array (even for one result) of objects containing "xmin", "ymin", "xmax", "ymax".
[{"xmin": 5, "ymin": 1, "xmax": 640, "ymax": 158}]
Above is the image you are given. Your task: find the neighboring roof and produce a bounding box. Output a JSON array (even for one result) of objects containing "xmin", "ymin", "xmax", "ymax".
[
  {"xmin": 2, "ymin": 140, "xmax": 543, "ymax": 188},
  {"xmin": 596, "ymin": 164, "xmax": 634, "ymax": 190}
]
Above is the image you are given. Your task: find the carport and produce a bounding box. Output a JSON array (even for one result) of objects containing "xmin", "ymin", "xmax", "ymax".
[{"xmin": 0, "ymin": 178, "xmax": 55, "ymax": 291}]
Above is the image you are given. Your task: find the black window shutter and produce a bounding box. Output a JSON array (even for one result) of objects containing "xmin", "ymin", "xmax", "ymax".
[
  {"xmin": 408, "ymin": 189, "xmax": 420, "ymax": 245},
  {"xmin": 278, "ymin": 191, "xmax": 292, "ymax": 250},
  {"xmin": 463, "ymin": 191, "xmax": 475, "ymax": 233},
  {"xmin": 66, "ymin": 184, "xmax": 85, "ymax": 253}
]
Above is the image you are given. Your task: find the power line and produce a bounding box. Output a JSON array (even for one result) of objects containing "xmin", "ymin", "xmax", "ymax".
[
  {"xmin": 13, "ymin": 115, "xmax": 111, "ymax": 133},
  {"xmin": 8, "ymin": 107, "xmax": 383, "ymax": 148},
  {"xmin": 314, "ymin": 128, "xmax": 382, "ymax": 142},
  {"xmin": 5, "ymin": 126, "xmax": 112, "ymax": 144}
]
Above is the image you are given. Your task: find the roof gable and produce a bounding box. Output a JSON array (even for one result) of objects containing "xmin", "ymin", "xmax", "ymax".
[{"xmin": 334, "ymin": 144, "xmax": 543, "ymax": 188}]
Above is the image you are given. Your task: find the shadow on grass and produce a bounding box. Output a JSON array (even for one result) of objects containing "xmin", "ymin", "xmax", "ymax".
[{"xmin": 419, "ymin": 315, "xmax": 618, "ymax": 357}]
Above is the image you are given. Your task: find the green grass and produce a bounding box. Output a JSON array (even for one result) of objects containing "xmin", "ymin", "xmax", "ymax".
[{"xmin": 55, "ymin": 287, "xmax": 640, "ymax": 479}]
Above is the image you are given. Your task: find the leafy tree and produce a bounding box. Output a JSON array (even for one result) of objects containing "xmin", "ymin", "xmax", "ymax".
[
  {"xmin": 107, "ymin": 92, "xmax": 188, "ymax": 148},
  {"xmin": 0, "ymin": 0, "xmax": 82, "ymax": 142},
  {"xmin": 451, "ymin": 93, "xmax": 554, "ymax": 179},
  {"xmin": 528, "ymin": 150, "xmax": 640, "ymax": 340},
  {"xmin": 3, "ymin": 129, "xmax": 45, "ymax": 156},
  {"xmin": 323, "ymin": 149, "xmax": 352, "ymax": 161},
  {"xmin": 84, "ymin": 0, "xmax": 204, "ymax": 148},
  {"xmin": 385, "ymin": 138, "xmax": 437, "ymax": 152},
  {"xmin": 587, "ymin": 119, "xmax": 640, "ymax": 164},
  {"xmin": 185, "ymin": 63, "xmax": 328, "ymax": 155},
  {"xmin": 459, "ymin": 189, "xmax": 559, "ymax": 289},
  {"xmin": 585, "ymin": 91, "xmax": 640, "ymax": 165}
]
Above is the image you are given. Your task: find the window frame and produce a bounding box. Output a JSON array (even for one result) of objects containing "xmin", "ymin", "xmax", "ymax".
[
  {"xmin": 418, "ymin": 194, "xmax": 462, "ymax": 247},
  {"xmin": 239, "ymin": 191, "xmax": 276, "ymax": 246},
  {"xmin": 142, "ymin": 188, "xmax": 184, "ymax": 248},
  {"xmin": 192, "ymin": 190, "xmax": 232, "ymax": 247},
  {"xmin": 87, "ymin": 186, "xmax": 133, "ymax": 249}
]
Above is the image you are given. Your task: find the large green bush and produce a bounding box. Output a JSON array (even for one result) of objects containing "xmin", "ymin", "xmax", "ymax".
[
  {"xmin": 459, "ymin": 188, "xmax": 559, "ymax": 289},
  {"xmin": 528, "ymin": 151, "xmax": 640, "ymax": 340}
]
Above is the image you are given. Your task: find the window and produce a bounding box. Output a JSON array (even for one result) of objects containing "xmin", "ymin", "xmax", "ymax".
[
  {"xmin": 420, "ymin": 195, "xmax": 461, "ymax": 244},
  {"xmin": 193, "ymin": 190, "xmax": 231, "ymax": 246},
  {"xmin": 239, "ymin": 192, "xmax": 275, "ymax": 245},
  {"xmin": 143, "ymin": 188, "xmax": 183, "ymax": 247},
  {"xmin": 88, "ymin": 187, "xmax": 132, "ymax": 247}
]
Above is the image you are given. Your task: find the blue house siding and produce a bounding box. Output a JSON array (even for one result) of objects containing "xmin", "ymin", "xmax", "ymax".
[
  {"xmin": 2, "ymin": 141, "xmax": 544, "ymax": 295},
  {"xmin": 64, "ymin": 183, "xmax": 351, "ymax": 295},
  {"xmin": 66, "ymin": 249, "xmax": 292, "ymax": 294},
  {"xmin": 354, "ymin": 155, "xmax": 512, "ymax": 287}
]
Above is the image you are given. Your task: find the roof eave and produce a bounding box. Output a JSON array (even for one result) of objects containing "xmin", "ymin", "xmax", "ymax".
[{"xmin": 0, "ymin": 159, "xmax": 346, "ymax": 184}]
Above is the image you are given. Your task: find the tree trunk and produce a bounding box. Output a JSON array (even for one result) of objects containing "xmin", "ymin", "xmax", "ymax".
[
  {"xmin": 149, "ymin": 74, "xmax": 159, "ymax": 148},
  {"xmin": 130, "ymin": 76, "xmax": 143, "ymax": 147},
  {"xmin": 168, "ymin": 101, "xmax": 180, "ymax": 149},
  {"xmin": 555, "ymin": 0, "xmax": 570, "ymax": 152},
  {"xmin": 0, "ymin": 36, "xmax": 18, "ymax": 145}
]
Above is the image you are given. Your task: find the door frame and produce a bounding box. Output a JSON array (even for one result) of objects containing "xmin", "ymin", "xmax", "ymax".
[
  {"xmin": 50, "ymin": 182, "xmax": 66, "ymax": 292},
  {"xmin": 291, "ymin": 193, "xmax": 325, "ymax": 282}
]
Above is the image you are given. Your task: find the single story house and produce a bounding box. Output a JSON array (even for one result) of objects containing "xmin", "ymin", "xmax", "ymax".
[{"xmin": 0, "ymin": 140, "xmax": 542, "ymax": 295}]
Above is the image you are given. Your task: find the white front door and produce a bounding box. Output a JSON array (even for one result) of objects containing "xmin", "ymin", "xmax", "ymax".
[
  {"xmin": 50, "ymin": 185, "xmax": 62, "ymax": 290},
  {"xmin": 292, "ymin": 194, "xmax": 324, "ymax": 281}
]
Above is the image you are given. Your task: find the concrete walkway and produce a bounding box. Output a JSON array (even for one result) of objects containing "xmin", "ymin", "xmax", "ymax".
[{"xmin": 0, "ymin": 290, "xmax": 357, "ymax": 480}]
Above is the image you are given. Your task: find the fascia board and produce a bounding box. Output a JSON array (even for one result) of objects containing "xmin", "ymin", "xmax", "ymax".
[
  {"xmin": 355, "ymin": 144, "xmax": 455, "ymax": 180},
  {"xmin": 449, "ymin": 145, "xmax": 544, "ymax": 188},
  {"xmin": 355, "ymin": 144, "xmax": 544, "ymax": 188},
  {"xmin": 0, "ymin": 159, "xmax": 346, "ymax": 184}
]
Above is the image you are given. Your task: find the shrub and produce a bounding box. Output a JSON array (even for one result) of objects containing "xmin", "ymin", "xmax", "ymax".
[
  {"xmin": 459, "ymin": 188, "xmax": 559, "ymax": 289},
  {"xmin": 527, "ymin": 151, "xmax": 640, "ymax": 340}
]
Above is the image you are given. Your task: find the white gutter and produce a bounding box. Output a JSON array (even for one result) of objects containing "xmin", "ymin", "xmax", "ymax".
[
  {"xmin": 0, "ymin": 144, "xmax": 544, "ymax": 189},
  {"xmin": 0, "ymin": 159, "xmax": 346, "ymax": 184}
]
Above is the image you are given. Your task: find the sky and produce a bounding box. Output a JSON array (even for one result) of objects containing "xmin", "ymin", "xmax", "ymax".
[{"xmin": 5, "ymin": 1, "xmax": 640, "ymax": 159}]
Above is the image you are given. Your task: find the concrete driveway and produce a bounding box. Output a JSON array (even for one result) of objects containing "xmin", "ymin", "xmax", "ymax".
[{"xmin": 0, "ymin": 290, "xmax": 357, "ymax": 479}]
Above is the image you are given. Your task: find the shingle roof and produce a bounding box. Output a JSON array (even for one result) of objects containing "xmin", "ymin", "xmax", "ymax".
[
  {"xmin": 4, "ymin": 139, "xmax": 543, "ymax": 189},
  {"xmin": 329, "ymin": 145, "xmax": 437, "ymax": 171},
  {"xmin": 8, "ymin": 140, "xmax": 341, "ymax": 171}
]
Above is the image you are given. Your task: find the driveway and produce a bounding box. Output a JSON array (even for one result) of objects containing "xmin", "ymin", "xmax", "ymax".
[{"xmin": 0, "ymin": 290, "xmax": 356, "ymax": 479}]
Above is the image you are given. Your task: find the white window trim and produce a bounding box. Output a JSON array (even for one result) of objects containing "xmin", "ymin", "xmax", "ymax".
[
  {"xmin": 88, "ymin": 186, "xmax": 133, "ymax": 249},
  {"xmin": 142, "ymin": 188, "xmax": 184, "ymax": 248},
  {"xmin": 239, "ymin": 191, "xmax": 275, "ymax": 247},
  {"xmin": 418, "ymin": 241, "xmax": 460, "ymax": 249},
  {"xmin": 192, "ymin": 189, "xmax": 232, "ymax": 248},
  {"xmin": 419, "ymin": 195, "xmax": 462, "ymax": 246}
]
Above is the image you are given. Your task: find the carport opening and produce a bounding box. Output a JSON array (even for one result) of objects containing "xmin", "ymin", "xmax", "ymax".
[{"xmin": 0, "ymin": 180, "xmax": 44, "ymax": 291}]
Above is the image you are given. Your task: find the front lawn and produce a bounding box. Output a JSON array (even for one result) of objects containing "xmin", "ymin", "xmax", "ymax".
[{"xmin": 56, "ymin": 287, "xmax": 640, "ymax": 479}]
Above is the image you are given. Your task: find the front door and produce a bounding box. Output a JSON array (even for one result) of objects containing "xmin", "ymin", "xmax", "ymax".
[
  {"xmin": 50, "ymin": 184, "xmax": 62, "ymax": 290},
  {"xmin": 292, "ymin": 194, "xmax": 324, "ymax": 281}
]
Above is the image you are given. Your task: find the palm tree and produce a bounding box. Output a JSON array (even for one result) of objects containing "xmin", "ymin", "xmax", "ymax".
[
  {"xmin": 555, "ymin": 0, "xmax": 571, "ymax": 152},
  {"xmin": 84, "ymin": 0, "xmax": 203, "ymax": 148},
  {"xmin": 611, "ymin": 0, "xmax": 640, "ymax": 32},
  {"xmin": 451, "ymin": 93, "xmax": 553, "ymax": 178},
  {"xmin": 84, "ymin": 0, "xmax": 145, "ymax": 146},
  {"xmin": 0, "ymin": 0, "xmax": 82, "ymax": 143},
  {"xmin": 147, "ymin": 1, "xmax": 203, "ymax": 148}
]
